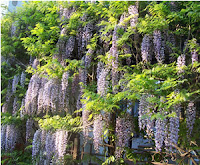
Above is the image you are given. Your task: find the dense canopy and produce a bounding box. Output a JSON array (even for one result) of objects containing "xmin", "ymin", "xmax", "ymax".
[{"xmin": 1, "ymin": 1, "xmax": 200, "ymax": 164}]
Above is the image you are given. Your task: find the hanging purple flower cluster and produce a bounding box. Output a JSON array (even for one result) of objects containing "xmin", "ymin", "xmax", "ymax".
[
  {"xmin": 13, "ymin": 97, "xmax": 19, "ymax": 115},
  {"xmin": 191, "ymin": 41, "xmax": 199, "ymax": 64},
  {"xmin": 12, "ymin": 75, "xmax": 19, "ymax": 93},
  {"xmin": 138, "ymin": 95, "xmax": 148, "ymax": 130},
  {"xmin": 155, "ymin": 117, "xmax": 167, "ymax": 152},
  {"xmin": 177, "ymin": 54, "xmax": 185, "ymax": 74},
  {"xmin": 128, "ymin": 5, "xmax": 138, "ymax": 29},
  {"xmin": 24, "ymin": 74, "xmax": 42, "ymax": 115},
  {"xmin": 1, "ymin": 124, "xmax": 20, "ymax": 152},
  {"xmin": 97, "ymin": 68, "xmax": 109, "ymax": 97},
  {"xmin": 82, "ymin": 22, "xmax": 94, "ymax": 50},
  {"xmin": 20, "ymin": 72, "xmax": 26, "ymax": 88},
  {"xmin": 32, "ymin": 129, "xmax": 69, "ymax": 164},
  {"xmin": 32, "ymin": 58, "xmax": 40, "ymax": 70},
  {"xmin": 110, "ymin": 27, "xmax": 119, "ymax": 93},
  {"xmin": 138, "ymin": 94, "xmax": 155, "ymax": 137},
  {"xmin": 153, "ymin": 30, "xmax": 165, "ymax": 64},
  {"xmin": 63, "ymin": 36, "xmax": 75, "ymax": 61},
  {"xmin": 93, "ymin": 115, "xmax": 103, "ymax": 152},
  {"xmin": 186, "ymin": 101, "xmax": 196, "ymax": 136},
  {"xmin": 141, "ymin": 34, "xmax": 152, "ymax": 63},
  {"xmin": 26, "ymin": 119, "xmax": 34, "ymax": 143},
  {"xmin": 23, "ymin": 71, "xmax": 72, "ymax": 116},
  {"xmin": 115, "ymin": 116, "xmax": 133, "ymax": 158},
  {"xmin": 164, "ymin": 104, "xmax": 181, "ymax": 152},
  {"xmin": 59, "ymin": 72, "xmax": 69, "ymax": 112}
]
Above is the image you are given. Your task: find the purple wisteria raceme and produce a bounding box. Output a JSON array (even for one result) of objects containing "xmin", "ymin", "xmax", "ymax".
[
  {"xmin": 55, "ymin": 129, "xmax": 68, "ymax": 162},
  {"xmin": 97, "ymin": 62, "xmax": 104, "ymax": 80},
  {"xmin": 177, "ymin": 54, "xmax": 186, "ymax": 74},
  {"xmin": 138, "ymin": 94, "xmax": 154, "ymax": 137},
  {"xmin": 32, "ymin": 130, "xmax": 42, "ymax": 160},
  {"xmin": 97, "ymin": 68, "xmax": 109, "ymax": 97},
  {"xmin": 20, "ymin": 98, "xmax": 25, "ymax": 117},
  {"xmin": 128, "ymin": 5, "xmax": 138, "ymax": 29},
  {"xmin": 45, "ymin": 131, "xmax": 56, "ymax": 164},
  {"xmin": 24, "ymin": 74, "xmax": 41, "ymax": 115},
  {"xmin": 165, "ymin": 104, "xmax": 181, "ymax": 152},
  {"xmin": 93, "ymin": 115, "xmax": 103, "ymax": 152},
  {"xmin": 26, "ymin": 119, "xmax": 34, "ymax": 143},
  {"xmin": 82, "ymin": 22, "xmax": 94, "ymax": 50},
  {"xmin": 155, "ymin": 117, "xmax": 167, "ymax": 152},
  {"xmin": 138, "ymin": 95, "xmax": 148, "ymax": 130},
  {"xmin": 85, "ymin": 49, "xmax": 94, "ymax": 69},
  {"xmin": 11, "ymin": 22, "xmax": 17, "ymax": 37},
  {"xmin": 191, "ymin": 50, "xmax": 198, "ymax": 64},
  {"xmin": 37, "ymin": 77, "xmax": 48, "ymax": 115},
  {"xmin": 5, "ymin": 124, "xmax": 19, "ymax": 152},
  {"xmin": 13, "ymin": 97, "xmax": 19, "ymax": 115},
  {"xmin": 12, "ymin": 75, "xmax": 19, "ymax": 93},
  {"xmin": 20, "ymin": 72, "xmax": 26, "ymax": 88},
  {"xmin": 63, "ymin": 36, "xmax": 75, "ymax": 61},
  {"xmin": 32, "ymin": 58, "xmax": 40, "ymax": 70},
  {"xmin": 115, "ymin": 116, "xmax": 133, "ymax": 159},
  {"xmin": 141, "ymin": 35, "xmax": 152, "ymax": 63},
  {"xmin": 186, "ymin": 101, "xmax": 196, "ymax": 136},
  {"xmin": 111, "ymin": 26, "xmax": 119, "ymax": 93},
  {"xmin": 42, "ymin": 78, "xmax": 60, "ymax": 113},
  {"xmin": 1, "ymin": 125, "xmax": 7, "ymax": 150},
  {"xmin": 153, "ymin": 30, "xmax": 165, "ymax": 64},
  {"xmin": 119, "ymin": 12, "xmax": 129, "ymax": 29}
]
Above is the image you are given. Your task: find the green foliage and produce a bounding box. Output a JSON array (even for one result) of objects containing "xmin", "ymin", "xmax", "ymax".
[
  {"xmin": 1, "ymin": 150, "xmax": 32, "ymax": 165},
  {"xmin": 38, "ymin": 114, "xmax": 81, "ymax": 132},
  {"xmin": 1, "ymin": 112, "xmax": 27, "ymax": 126}
]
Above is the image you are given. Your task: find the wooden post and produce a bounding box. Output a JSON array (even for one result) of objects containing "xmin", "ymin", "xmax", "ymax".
[{"xmin": 73, "ymin": 137, "xmax": 78, "ymax": 160}]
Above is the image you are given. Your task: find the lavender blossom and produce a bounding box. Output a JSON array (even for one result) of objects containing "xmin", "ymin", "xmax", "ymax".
[
  {"xmin": 141, "ymin": 35, "xmax": 152, "ymax": 63},
  {"xmin": 55, "ymin": 129, "xmax": 68, "ymax": 161},
  {"xmin": 153, "ymin": 30, "xmax": 165, "ymax": 64},
  {"xmin": 128, "ymin": 5, "xmax": 138, "ymax": 29},
  {"xmin": 97, "ymin": 62, "xmax": 104, "ymax": 80},
  {"xmin": 26, "ymin": 119, "xmax": 34, "ymax": 143},
  {"xmin": 20, "ymin": 72, "xmax": 26, "ymax": 88},
  {"xmin": 32, "ymin": 58, "xmax": 40, "ymax": 70},
  {"xmin": 32, "ymin": 130, "xmax": 42, "ymax": 160},
  {"xmin": 186, "ymin": 101, "xmax": 196, "ymax": 136},
  {"xmin": 97, "ymin": 68, "xmax": 109, "ymax": 96},
  {"xmin": 111, "ymin": 26, "xmax": 119, "ymax": 93},
  {"xmin": 1, "ymin": 125, "xmax": 7, "ymax": 150},
  {"xmin": 12, "ymin": 75, "xmax": 19, "ymax": 93},
  {"xmin": 24, "ymin": 74, "xmax": 41, "ymax": 115},
  {"xmin": 138, "ymin": 95, "xmax": 148, "ymax": 130},
  {"xmin": 13, "ymin": 97, "xmax": 19, "ymax": 115},
  {"xmin": 155, "ymin": 117, "xmax": 167, "ymax": 152},
  {"xmin": 165, "ymin": 104, "xmax": 181, "ymax": 152},
  {"xmin": 45, "ymin": 131, "xmax": 56, "ymax": 164},
  {"xmin": 93, "ymin": 115, "xmax": 103, "ymax": 152},
  {"xmin": 177, "ymin": 54, "xmax": 185, "ymax": 74},
  {"xmin": 115, "ymin": 116, "xmax": 133, "ymax": 158},
  {"xmin": 5, "ymin": 124, "xmax": 19, "ymax": 152},
  {"xmin": 63, "ymin": 36, "xmax": 75, "ymax": 61},
  {"xmin": 191, "ymin": 50, "xmax": 198, "ymax": 64}
]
